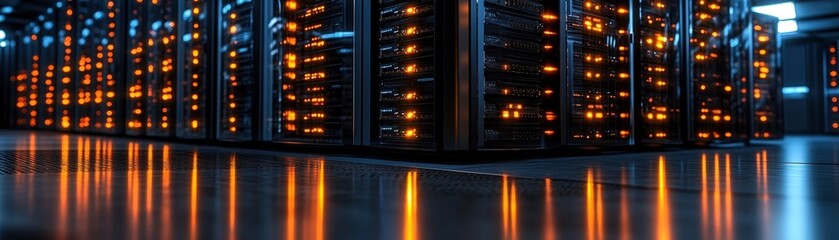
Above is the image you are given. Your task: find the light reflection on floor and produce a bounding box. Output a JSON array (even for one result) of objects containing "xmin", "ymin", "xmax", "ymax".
[{"xmin": 0, "ymin": 131, "xmax": 838, "ymax": 239}]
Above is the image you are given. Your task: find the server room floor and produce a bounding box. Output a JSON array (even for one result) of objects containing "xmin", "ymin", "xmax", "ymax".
[{"xmin": 0, "ymin": 130, "xmax": 837, "ymax": 239}]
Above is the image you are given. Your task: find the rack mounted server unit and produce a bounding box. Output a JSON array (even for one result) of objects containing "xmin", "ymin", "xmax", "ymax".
[
  {"xmin": 684, "ymin": 0, "xmax": 749, "ymax": 143},
  {"xmin": 746, "ymin": 13, "xmax": 783, "ymax": 139},
  {"xmin": 275, "ymin": 0, "xmax": 356, "ymax": 145},
  {"xmin": 633, "ymin": 0, "xmax": 683, "ymax": 145}
]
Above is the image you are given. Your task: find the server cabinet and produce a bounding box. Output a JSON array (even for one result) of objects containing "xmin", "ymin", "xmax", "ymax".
[
  {"xmin": 74, "ymin": 0, "xmax": 95, "ymax": 131},
  {"xmin": 825, "ymin": 42, "xmax": 839, "ymax": 133},
  {"xmin": 685, "ymin": 0, "xmax": 744, "ymax": 142},
  {"xmin": 370, "ymin": 0, "xmax": 458, "ymax": 150},
  {"xmin": 475, "ymin": 0, "xmax": 561, "ymax": 149},
  {"xmin": 125, "ymin": 0, "xmax": 147, "ymax": 135},
  {"xmin": 77, "ymin": 0, "xmax": 122, "ymax": 133},
  {"xmin": 145, "ymin": 0, "xmax": 178, "ymax": 137},
  {"xmin": 56, "ymin": 0, "xmax": 76, "ymax": 130},
  {"xmin": 177, "ymin": 0, "xmax": 210, "ymax": 139},
  {"xmin": 273, "ymin": 0, "xmax": 356, "ymax": 145},
  {"xmin": 218, "ymin": 0, "xmax": 258, "ymax": 141},
  {"xmin": 562, "ymin": 0, "xmax": 633, "ymax": 145},
  {"xmin": 14, "ymin": 24, "xmax": 38, "ymax": 128},
  {"xmin": 38, "ymin": 10, "xmax": 58, "ymax": 129},
  {"xmin": 634, "ymin": 0, "xmax": 682, "ymax": 144},
  {"xmin": 750, "ymin": 13, "xmax": 782, "ymax": 139}
]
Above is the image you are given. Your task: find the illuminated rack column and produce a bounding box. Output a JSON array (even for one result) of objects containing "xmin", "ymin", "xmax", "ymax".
[
  {"xmin": 826, "ymin": 42, "xmax": 839, "ymax": 133},
  {"xmin": 39, "ymin": 11, "xmax": 58, "ymax": 129},
  {"xmin": 178, "ymin": 0, "xmax": 208, "ymax": 138},
  {"xmin": 57, "ymin": 0, "xmax": 76, "ymax": 130},
  {"xmin": 87, "ymin": 0, "xmax": 121, "ymax": 132},
  {"xmin": 687, "ymin": 0, "xmax": 738, "ymax": 141},
  {"xmin": 25, "ymin": 24, "xmax": 41, "ymax": 128},
  {"xmin": 145, "ymin": 0, "xmax": 177, "ymax": 136},
  {"xmin": 563, "ymin": 0, "xmax": 633, "ymax": 145},
  {"xmin": 13, "ymin": 30, "xmax": 33, "ymax": 127},
  {"xmin": 635, "ymin": 0, "xmax": 682, "ymax": 143},
  {"xmin": 219, "ymin": 0, "xmax": 256, "ymax": 140},
  {"xmin": 126, "ymin": 0, "xmax": 147, "ymax": 135},
  {"xmin": 477, "ymin": 0, "xmax": 561, "ymax": 149},
  {"xmin": 751, "ymin": 14, "xmax": 782, "ymax": 139},
  {"xmin": 75, "ymin": 1, "xmax": 93, "ymax": 131},
  {"xmin": 278, "ymin": 0, "xmax": 355, "ymax": 144},
  {"xmin": 374, "ymin": 0, "xmax": 440, "ymax": 149}
]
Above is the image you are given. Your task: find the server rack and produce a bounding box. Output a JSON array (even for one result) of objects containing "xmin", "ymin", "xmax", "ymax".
[
  {"xmin": 125, "ymin": 0, "xmax": 147, "ymax": 135},
  {"xmin": 218, "ymin": 0, "xmax": 259, "ymax": 141},
  {"xmin": 74, "ymin": 0, "xmax": 94, "ymax": 131},
  {"xmin": 13, "ymin": 24, "xmax": 38, "ymax": 128},
  {"xmin": 37, "ymin": 10, "xmax": 58, "ymax": 130},
  {"xmin": 274, "ymin": 0, "xmax": 356, "ymax": 145},
  {"xmin": 370, "ymin": 0, "xmax": 466, "ymax": 150},
  {"xmin": 562, "ymin": 0, "xmax": 634, "ymax": 146},
  {"xmin": 685, "ymin": 0, "xmax": 745, "ymax": 142},
  {"xmin": 633, "ymin": 0, "xmax": 682, "ymax": 144},
  {"xmin": 144, "ymin": 0, "xmax": 178, "ymax": 137},
  {"xmin": 56, "ymin": 0, "xmax": 76, "ymax": 130},
  {"xmin": 177, "ymin": 0, "xmax": 210, "ymax": 139},
  {"xmin": 474, "ymin": 0, "xmax": 561, "ymax": 149},
  {"xmin": 825, "ymin": 41, "xmax": 839, "ymax": 133},
  {"xmin": 749, "ymin": 13, "xmax": 782, "ymax": 139}
]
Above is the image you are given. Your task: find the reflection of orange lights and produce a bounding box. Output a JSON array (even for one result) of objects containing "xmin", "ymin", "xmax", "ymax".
[
  {"xmin": 229, "ymin": 155, "xmax": 237, "ymax": 240},
  {"xmin": 657, "ymin": 156, "xmax": 672, "ymax": 240},
  {"xmin": 404, "ymin": 171, "xmax": 419, "ymax": 240},
  {"xmin": 544, "ymin": 179, "xmax": 555, "ymax": 240}
]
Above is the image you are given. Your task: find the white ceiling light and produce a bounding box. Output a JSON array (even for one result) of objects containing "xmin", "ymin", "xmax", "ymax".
[
  {"xmin": 0, "ymin": 30, "xmax": 5, "ymax": 39},
  {"xmin": 752, "ymin": 1, "xmax": 797, "ymax": 20},
  {"xmin": 778, "ymin": 20, "xmax": 799, "ymax": 33}
]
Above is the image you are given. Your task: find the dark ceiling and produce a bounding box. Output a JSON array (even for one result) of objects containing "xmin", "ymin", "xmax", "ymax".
[
  {"xmin": 0, "ymin": 0, "xmax": 54, "ymax": 30},
  {"xmin": 1, "ymin": 0, "xmax": 838, "ymax": 40}
]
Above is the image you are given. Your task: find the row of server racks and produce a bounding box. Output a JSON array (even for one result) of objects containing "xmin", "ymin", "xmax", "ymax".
[{"xmin": 0, "ymin": 0, "xmax": 783, "ymax": 151}]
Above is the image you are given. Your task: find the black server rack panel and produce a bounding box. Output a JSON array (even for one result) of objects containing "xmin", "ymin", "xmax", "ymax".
[
  {"xmin": 563, "ymin": 0, "xmax": 633, "ymax": 145},
  {"xmin": 37, "ymin": 12, "xmax": 58, "ymax": 130},
  {"xmin": 750, "ymin": 14, "xmax": 782, "ymax": 139},
  {"xmin": 74, "ymin": 0, "xmax": 94, "ymax": 132},
  {"xmin": 826, "ymin": 42, "xmax": 839, "ymax": 133},
  {"xmin": 728, "ymin": 0, "xmax": 751, "ymax": 142},
  {"xmin": 144, "ymin": 0, "xmax": 178, "ymax": 137},
  {"xmin": 687, "ymin": 0, "xmax": 743, "ymax": 142},
  {"xmin": 477, "ymin": 0, "xmax": 561, "ymax": 149},
  {"xmin": 77, "ymin": 0, "xmax": 122, "ymax": 133},
  {"xmin": 178, "ymin": 0, "xmax": 209, "ymax": 139},
  {"xmin": 373, "ymin": 0, "xmax": 442, "ymax": 150},
  {"xmin": 12, "ymin": 25, "xmax": 37, "ymax": 128},
  {"xmin": 219, "ymin": 0, "xmax": 256, "ymax": 141},
  {"xmin": 125, "ymin": 0, "xmax": 147, "ymax": 135},
  {"xmin": 56, "ymin": 0, "xmax": 76, "ymax": 131},
  {"xmin": 635, "ymin": 0, "xmax": 682, "ymax": 144},
  {"xmin": 275, "ymin": 0, "xmax": 355, "ymax": 144}
]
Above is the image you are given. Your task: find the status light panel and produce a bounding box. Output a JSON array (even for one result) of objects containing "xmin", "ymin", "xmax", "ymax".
[
  {"xmin": 479, "ymin": 0, "xmax": 560, "ymax": 149},
  {"xmin": 86, "ymin": 0, "xmax": 120, "ymax": 133},
  {"xmin": 145, "ymin": 0, "xmax": 177, "ymax": 136},
  {"xmin": 751, "ymin": 17, "xmax": 781, "ymax": 139},
  {"xmin": 220, "ymin": 0, "xmax": 256, "ymax": 140},
  {"xmin": 689, "ymin": 0, "xmax": 736, "ymax": 141},
  {"xmin": 126, "ymin": 0, "xmax": 147, "ymax": 134},
  {"xmin": 637, "ymin": 0, "xmax": 681, "ymax": 143},
  {"xmin": 278, "ymin": 0, "xmax": 355, "ymax": 144},
  {"xmin": 179, "ymin": 0, "xmax": 208, "ymax": 138},
  {"xmin": 38, "ymin": 14, "xmax": 58, "ymax": 130},
  {"xmin": 826, "ymin": 43, "xmax": 839, "ymax": 133},
  {"xmin": 75, "ymin": 0, "xmax": 95, "ymax": 131},
  {"xmin": 376, "ymin": 0, "xmax": 437, "ymax": 149},
  {"xmin": 566, "ymin": 0, "xmax": 633, "ymax": 145},
  {"xmin": 14, "ymin": 24, "xmax": 39, "ymax": 128},
  {"xmin": 58, "ymin": 0, "xmax": 75, "ymax": 130}
]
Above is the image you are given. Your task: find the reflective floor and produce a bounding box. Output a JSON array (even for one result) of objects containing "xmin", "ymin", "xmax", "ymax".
[{"xmin": 0, "ymin": 130, "xmax": 838, "ymax": 240}]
